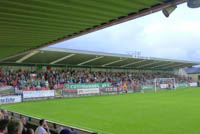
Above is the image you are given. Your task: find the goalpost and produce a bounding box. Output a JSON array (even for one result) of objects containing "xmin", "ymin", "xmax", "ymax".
[{"xmin": 154, "ymin": 78, "xmax": 176, "ymax": 92}]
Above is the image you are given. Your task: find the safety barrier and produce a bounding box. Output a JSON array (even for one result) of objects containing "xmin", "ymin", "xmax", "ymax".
[{"xmin": 5, "ymin": 110, "xmax": 97, "ymax": 134}]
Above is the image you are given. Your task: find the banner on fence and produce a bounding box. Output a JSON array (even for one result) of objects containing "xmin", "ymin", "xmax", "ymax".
[
  {"xmin": 65, "ymin": 83, "xmax": 110, "ymax": 89},
  {"xmin": 189, "ymin": 82, "xmax": 197, "ymax": 87},
  {"xmin": 141, "ymin": 85, "xmax": 154, "ymax": 90},
  {"xmin": 105, "ymin": 87, "xmax": 116, "ymax": 92},
  {"xmin": 177, "ymin": 83, "xmax": 188, "ymax": 88},
  {"xmin": 0, "ymin": 96, "xmax": 21, "ymax": 104},
  {"xmin": 0, "ymin": 86, "xmax": 13, "ymax": 91},
  {"xmin": 23, "ymin": 90, "xmax": 55, "ymax": 99},
  {"xmin": 77, "ymin": 88, "xmax": 99, "ymax": 95}
]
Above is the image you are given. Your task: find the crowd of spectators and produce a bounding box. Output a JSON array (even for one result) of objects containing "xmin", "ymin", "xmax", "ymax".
[
  {"xmin": 0, "ymin": 68, "xmax": 192, "ymax": 91},
  {"xmin": 0, "ymin": 109, "xmax": 23, "ymax": 134},
  {"xmin": 0, "ymin": 109, "xmax": 76, "ymax": 134}
]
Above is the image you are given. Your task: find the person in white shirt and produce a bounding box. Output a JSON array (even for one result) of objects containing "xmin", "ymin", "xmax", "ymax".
[{"xmin": 35, "ymin": 119, "xmax": 50, "ymax": 134}]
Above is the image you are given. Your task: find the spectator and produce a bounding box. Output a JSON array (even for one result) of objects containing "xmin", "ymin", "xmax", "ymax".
[
  {"xmin": 0, "ymin": 120, "xmax": 8, "ymax": 134},
  {"xmin": 7, "ymin": 115, "xmax": 12, "ymax": 121},
  {"xmin": 0, "ymin": 112, "xmax": 3, "ymax": 120},
  {"xmin": 35, "ymin": 119, "xmax": 50, "ymax": 134},
  {"xmin": 26, "ymin": 128, "xmax": 34, "ymax": 134},
  {"xmin": 1, "ymin": 110, "xmax": 7, "ymax": 120},
  {"xmin": 20, "ymin": 117, "xmax": 27, "ymax": 134},
  {"xmin": 7, "ymin": 121, "xmax": 23, "ymax": 134},
  {"xmin": 60, "ymin": 128, "xmax": 77, "ymax": 134}
]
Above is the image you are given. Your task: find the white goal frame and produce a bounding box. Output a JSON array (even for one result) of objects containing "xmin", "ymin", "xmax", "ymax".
[{"xmin": 154, "ymin": 78, "xmax": 176, "ymax": 92}]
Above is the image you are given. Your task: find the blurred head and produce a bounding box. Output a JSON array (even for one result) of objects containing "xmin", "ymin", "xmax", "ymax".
[
  {"xmin": 7, "ymin": 115, "xmax": 12, "ymax": 121},
  {"xmin": 0, "ymin": 120, "xmax": 9, "ymax": 133},
  {"xmin": 8, "ymin": 121, "xmax": 23, "ymax": 134},
  {"xmin": 57, "ymin": 127, "xmax": 64, "ymax": 134},
  {"xmin": 60, "ymin": 128, "xmax": 77, "ymax": 134},
  {"xmin": 1, "ymin": 109, "xmax": 7, "ymax": 116},
  {"xmin": 39, "ymin": 119, "xmax": 46, "ymax": 127},
  {"xmin": 0, "ymin": 112, "xmax": 3, "ymax": 120},
  {"xmin": 20, "ymin": 117, "xmax": 26, "ymax": 125},
  {"xmin": 26, "ymin": 128, "xmax": 34, "ymax": 134}
]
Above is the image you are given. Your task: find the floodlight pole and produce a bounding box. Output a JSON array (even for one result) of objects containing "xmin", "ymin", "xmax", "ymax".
[
  {"xmin": 173, "ymin": 78, "xmax": 176, "ymax": 90},
  {"xmin": 154, "ymin": 78, "xmax": 157, "ymax": 92}
]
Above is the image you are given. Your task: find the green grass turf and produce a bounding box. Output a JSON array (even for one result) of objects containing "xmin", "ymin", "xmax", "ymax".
[{"xmin": 2, "ymin": 87, "xmax": 200, "ymax": 134}]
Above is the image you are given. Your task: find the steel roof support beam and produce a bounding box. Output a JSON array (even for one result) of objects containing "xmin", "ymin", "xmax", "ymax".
[
  {"xmin": 151, "ymin": 62, "xmax": 175, "ymax": 68},
  {"xmin": 78, "ymin": 56, "xmax": 104, "ymax": 66},
  {"xmin": 136, "ymin": 61, "xmax": 161, "ymax": 68},
  {"xmin": 16, "ymin": 50, "xmax": 39, "ymax": 63},
  {"xmin": 50, "ymin": 54, "xmax": 76, "ymax": 64},
  {"xmin": 102, "ymin": 59, "xmax": 126, "ymax": 67},
  {"xmin": 121, "ymin": 60, "xmax": 145, "ymax": 67},
  {"xmin": 167, "ymin": 64, "xmax": 193, "ymax": 69},
  {"xmin": 161, "ymin": 63, "xmax": 185, "ymax": 69},
  {"xmin": 179, "ymin": 64, "xmax": 194, "ymax": 68}
]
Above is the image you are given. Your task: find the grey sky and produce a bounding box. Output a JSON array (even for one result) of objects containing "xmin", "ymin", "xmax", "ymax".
[{"xmin": 51, "ymin": 3, "xmax": 200, "ymax": 62}]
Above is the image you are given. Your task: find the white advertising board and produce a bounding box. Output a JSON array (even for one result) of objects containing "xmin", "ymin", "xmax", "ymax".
[
  {"xmin": 160, "ymin": 84, "xmax": 168, "ymax": 89},
  {"xmin": 23, "ymin": 90, "xmax": 55, "ymax": 99},
  {"xmin": 77, "ymin": 88, "xmax": 99, "ymax": 95},
  {"xmin": 0, "ymin": 96, "xmax": 21, "ymax": 104},
  {"xmin": 189, "ymin": 82, "xmax": 197, "ymax": 87}
]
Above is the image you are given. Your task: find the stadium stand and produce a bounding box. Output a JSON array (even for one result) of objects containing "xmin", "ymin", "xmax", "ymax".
[{"xmin": 0, "ymin": 68, "xmax": 193, "ymax": 92}]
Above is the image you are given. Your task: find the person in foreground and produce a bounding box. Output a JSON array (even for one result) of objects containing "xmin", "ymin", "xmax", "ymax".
[
  {"xmin": 35, "ymin": 119, "xmax": 50, "ymax": 134},
  {"xmin": 26, "ymin": 128, "xmax": 34, "ymax": 134},
  {"xmin": 20, "ymin": 117, "xmax": 27, "ymax": 134},
  {"xmin": 59, "ymin": 128, "xmax": 77, "ymax": 134},
  {"xmin": 0, "ymin": 120, "xmax": 9, "ymax": 134},
  {"xmin": 7, "ymin": 121, "xmax": 23, "ymax": 134}
]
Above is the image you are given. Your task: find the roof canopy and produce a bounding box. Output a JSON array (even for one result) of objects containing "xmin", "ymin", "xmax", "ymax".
[
  {"xmin": 185, "ymin": 68, "xmax": 200, "ymax": 74},
  {"xmin": 0, "ymin": 0, "xmax": 186, "ymax": 61},
  {"xmin": 1, "ymin": 47, "xmax": 198, "ymax": 71}
]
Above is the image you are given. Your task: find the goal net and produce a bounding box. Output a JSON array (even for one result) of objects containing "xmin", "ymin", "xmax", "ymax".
[{"xmin": 154, "ymin": 78, "xmax": 176, "ymax": 92}]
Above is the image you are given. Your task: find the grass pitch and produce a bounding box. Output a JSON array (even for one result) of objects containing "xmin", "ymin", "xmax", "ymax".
[{"xmin": 2, "ymin": 87, "xmax": 200, "ymax": 134}]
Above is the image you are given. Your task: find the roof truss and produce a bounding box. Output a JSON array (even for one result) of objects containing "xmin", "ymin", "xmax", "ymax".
[
  {"xmin": 78, "ymin": 56, "xmax": 104, "ymax": 66},
  {"xmin": 16, "ymin": 50, "xmax": 39, "ymax": 63},
  {"xmin": 50, "ymin": 54, "xmax": 76, "ymax": 64}
]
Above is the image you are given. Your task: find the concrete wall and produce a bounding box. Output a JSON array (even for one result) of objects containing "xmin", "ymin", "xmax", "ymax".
[{"xmin": 188, "ymin": 74, "xmax": 200, "ymax": 82}]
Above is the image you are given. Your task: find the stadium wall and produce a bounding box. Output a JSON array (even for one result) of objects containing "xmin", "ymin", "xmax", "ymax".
[{"xmin": 188, "ymin": 74, "xmax": 200, "ymax": 82}]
